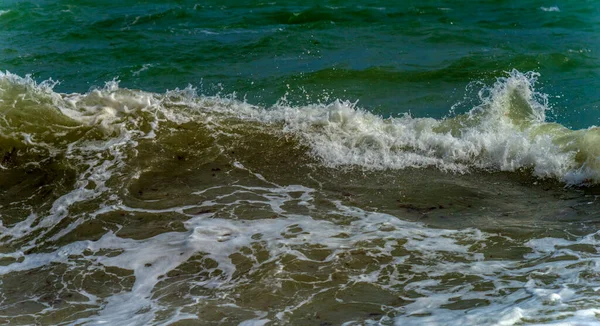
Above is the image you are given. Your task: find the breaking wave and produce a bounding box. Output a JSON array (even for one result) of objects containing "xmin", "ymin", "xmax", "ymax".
[{"xmin": 1, "ymin": 69, "xmax": 599, "ymax": 185}]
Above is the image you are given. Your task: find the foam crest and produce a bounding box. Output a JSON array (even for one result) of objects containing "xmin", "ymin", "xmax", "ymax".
[
  {"xmin": 258, "ymin": 70, "xmax": 598, "ymax": 184},
  {"xmin": 211, "ymin": 70, "xmax": 590, "ymax": 183},
  {"xmin": 2, "ymin": 70, "xmax": 600, "ymax": 184}
]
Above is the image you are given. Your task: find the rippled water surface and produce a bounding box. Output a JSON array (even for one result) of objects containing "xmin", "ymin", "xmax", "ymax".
[{"xmin": 2, "ymin": 1, "xmax": 600, "ymax": 325}]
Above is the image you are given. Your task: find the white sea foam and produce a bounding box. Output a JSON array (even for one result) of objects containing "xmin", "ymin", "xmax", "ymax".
[
  {"xmin": 1, "ymin": 187, "xmax": 600, "ymax": 325},
  {"xmin": 540, "ymin": 6, "xmax": 560, "ymax": 12},
  {"xmin": 0, "ymin": 189, "xmax": 487, "ymax": 324},
  {"xmin": 132, "ymin": 63, "xmax": 155, "ymax": 76}
]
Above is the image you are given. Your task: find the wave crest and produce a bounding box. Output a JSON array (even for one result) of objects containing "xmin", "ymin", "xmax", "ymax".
[{"xmin": 1, "ymin": 70, "xmax": 598, "ymax": 184}]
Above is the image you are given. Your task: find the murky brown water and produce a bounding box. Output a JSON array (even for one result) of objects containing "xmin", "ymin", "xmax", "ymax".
[{"xmin": 2, "ymin": 75, "xmax": 600, "ymax": 325}]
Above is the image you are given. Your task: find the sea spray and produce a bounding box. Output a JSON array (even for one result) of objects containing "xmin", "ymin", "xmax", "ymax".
[{"xmin": 1, "ymin": 70, "xmax": 599, "ymax": 184}]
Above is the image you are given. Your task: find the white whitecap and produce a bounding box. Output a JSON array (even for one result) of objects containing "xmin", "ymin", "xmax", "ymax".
[{"xmin": 540, "ymin": 6, "xmax": 560, "ymax": 12}]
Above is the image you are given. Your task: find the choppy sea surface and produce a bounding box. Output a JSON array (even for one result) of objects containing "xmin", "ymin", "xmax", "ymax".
[{"xmin": 2, "ymin": 1, "xmax": 600, "ymax": 325}]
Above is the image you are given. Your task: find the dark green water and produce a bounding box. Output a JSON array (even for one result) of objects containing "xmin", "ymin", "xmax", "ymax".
[
  {"xmin": 2, "ymin": 1, "xmax": 600, "ymax": 325},
  {"xmin": 3, "ymin": 1, "xmax": 600, "ymax": 127}
]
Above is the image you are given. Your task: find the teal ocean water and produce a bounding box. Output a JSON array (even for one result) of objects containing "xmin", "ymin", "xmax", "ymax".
[
  {"xmin": 4, "ymin": 1, "xmax": 600, "ymax": 128},
  {"xmin": 2, "ymin": 1, "xmax": 600, "ymax": 325}
]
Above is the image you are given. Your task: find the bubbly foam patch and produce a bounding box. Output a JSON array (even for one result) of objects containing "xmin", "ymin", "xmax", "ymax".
[{"xmin": 1, "ymin": 185, "xmax": 600, "ymax": 325}]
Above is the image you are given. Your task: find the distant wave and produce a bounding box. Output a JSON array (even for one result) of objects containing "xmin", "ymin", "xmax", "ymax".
[{"xmin": 540, "ymin": 6, "xmax": 560, "ymax": 12}]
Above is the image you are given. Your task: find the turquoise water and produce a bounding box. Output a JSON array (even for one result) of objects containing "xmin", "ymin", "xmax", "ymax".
[
  {"xmin": 3, "ymin": 1, "xmax": 600, "ymax": 127},
  {"xmin": 2, "ymin": 1, "xmax": 600, "ymax": 325}
]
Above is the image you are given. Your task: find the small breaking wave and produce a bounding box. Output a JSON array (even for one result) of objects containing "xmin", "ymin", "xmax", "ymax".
[{"xmin": 0, "ymin": 70, "xmax": 598, "ymax": 185}]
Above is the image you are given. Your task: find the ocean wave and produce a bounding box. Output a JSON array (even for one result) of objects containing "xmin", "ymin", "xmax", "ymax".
[
  {"xmin": 1, "ymin": 70, "xmax": 599, "ymax": 185},
  {"xmin": 3, "ymin": 70, "xmax": 600, "ymax": 325}
]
